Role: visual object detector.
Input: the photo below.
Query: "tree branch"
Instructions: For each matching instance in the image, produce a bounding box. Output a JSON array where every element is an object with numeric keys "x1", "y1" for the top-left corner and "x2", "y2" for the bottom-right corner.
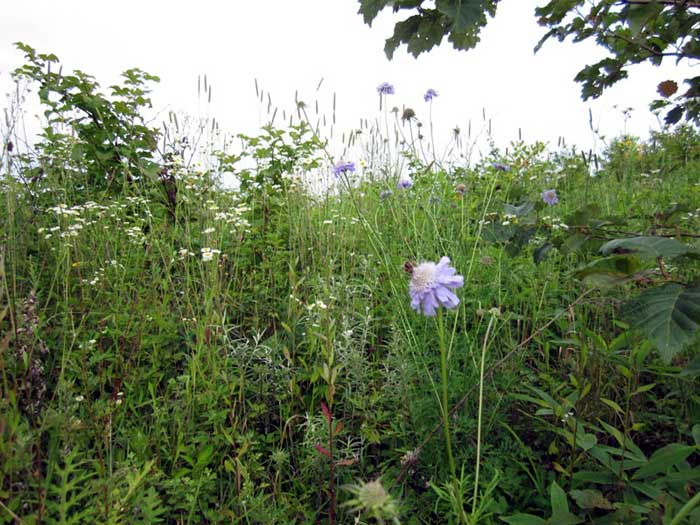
[{"x1": 621, "y1": 0, "x2": 700, "y2": 8}]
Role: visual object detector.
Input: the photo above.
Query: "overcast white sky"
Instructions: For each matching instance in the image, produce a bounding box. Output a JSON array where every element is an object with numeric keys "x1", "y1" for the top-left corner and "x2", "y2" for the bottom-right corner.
[{"x1": 1, "y1": 0, "x2": 696, "y2": 161}]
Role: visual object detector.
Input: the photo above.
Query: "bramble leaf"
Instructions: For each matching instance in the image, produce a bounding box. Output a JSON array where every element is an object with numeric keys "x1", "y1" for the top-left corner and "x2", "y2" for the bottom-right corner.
[{"x1": 621, "y1": 282, "x2": 700, "y2": 362}]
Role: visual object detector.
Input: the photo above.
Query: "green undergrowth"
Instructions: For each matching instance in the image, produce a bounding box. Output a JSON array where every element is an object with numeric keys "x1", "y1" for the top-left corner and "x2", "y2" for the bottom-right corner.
[{"x1": 1, "y1": 45, "x2": 700, "y2": 524}]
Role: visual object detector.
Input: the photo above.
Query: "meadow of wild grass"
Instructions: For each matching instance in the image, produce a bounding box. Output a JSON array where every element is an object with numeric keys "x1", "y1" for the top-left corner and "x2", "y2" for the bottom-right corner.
[{"x1": 1, "y1": 44, "x2": 700, "y2": 524}]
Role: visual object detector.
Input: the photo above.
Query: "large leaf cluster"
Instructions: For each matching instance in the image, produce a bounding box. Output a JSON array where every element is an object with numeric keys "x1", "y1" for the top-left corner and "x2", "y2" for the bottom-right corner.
[
  {"x1": 358, "y1": 0, "x2": 700, "y2": 125},
  {"x1": 535, "y1": 0, "x2": 700, "y2": 125},
  {"x1": 358, "y1": 0, "x2": 499, "y2": 59},
  {"x1": 12, "y1": 42, "x2": 161, "y2": 194}
]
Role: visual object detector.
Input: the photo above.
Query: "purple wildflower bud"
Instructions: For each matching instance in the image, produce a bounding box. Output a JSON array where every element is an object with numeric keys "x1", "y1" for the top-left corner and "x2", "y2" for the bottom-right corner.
[
  {"x1": 377, "y1": 82, "x2": 395, "y2": 95},
  {"x1": 409, "y1": 256, "x2": 464, "y2": 316},
  {"x1": 541, "y1": 189, "x2": 559, "y2": 205},
  {"x1": 491, "y1": 162, "x2": 510, "y2": 172},
  {"x1": 424, "y1": 88, "x2": 438, "y2": 102},
  {"x1": 380, "y1": 190, "x2": 393, "y2": 200},
  {"x1": 333, "y1": 160, "x2": 356, "y2": 177},
  {"x1": 397, "y1": 177, "x2": 413, "y2": 190}
]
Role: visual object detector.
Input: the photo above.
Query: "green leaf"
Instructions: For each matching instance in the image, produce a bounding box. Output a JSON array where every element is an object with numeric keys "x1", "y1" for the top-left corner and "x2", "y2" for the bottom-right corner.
[
  {"x1": 576, "y1": 433, "x2": 597, "y2": 451},
  {"x1": 693, "y1": 424, "x2": 700, "y2": 447},
  {"x1": 358, "y1": 0, "x2": 388, "y2": 24},
  {"x1": 623, "y1": 2, "x2": 663, "y2": 35},
  {"x1": 504, "y1": 201, "x2": 535, "y2": 217},
  {"x1": 632, "y1": 443, "x2": 695, "y2": 479},
  {"x1": 501, "y1": 514, "x2": 547, "y2": 525},
  {"x1": 435, "y1": 0, "x2": 485, "y2": 33},
  {"x1": 631, "y1": 383, "x2": 656, "y2": 396},
  {"x1": 570, "y1": 489, "x2": 614, "y2": 510},
  {"x1": 550, "y1": 481, "x2": 584, "y2": 524},
  {"x1": 600, "y1": 397, "x2": 624, "y2": 416},
  {"x1": 665, "y1": 106, "x2": 684, "y2": 125},
  {"x1": 573, "y1": 255, "x2": 641, "y2": 287},
  {"x1": 600, "y1": 236, "x2": 695, "y2": 260},
  {"x1": 621, "y1": 282, "x2": 700, "y2": 362},
  {"x1": 533, "y1": 242, "x2": 553, "y2": 264}
]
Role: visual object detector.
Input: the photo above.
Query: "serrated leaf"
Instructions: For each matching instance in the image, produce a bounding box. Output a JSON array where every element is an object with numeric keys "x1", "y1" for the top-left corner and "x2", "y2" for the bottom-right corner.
[
  {"x1": 665, "y1": 105, "x2": 684, "y2": 125},
  {"x1": 574, "y1": 255, "x2": 641, "y2": 287},
  {"x1": 600, "y1": 236, "x2": 694, "y2": 259},
  {"x1": 623, "y1": 2, "x2": 663, "y2": 35},
  {"x1": 504, "y1": 201, "x2": 535, "y2": 217},
  {"x1": 435, "y1": 0, "x2": 485, "y2": 33},
  {"x1": 358, "y1": 0, "x2": 388, "y2": 25},
  {"x1": 533, "y1": 242, "x2": 553, "y2": 264},
  {"x1": 621, "y1": 282, "x2": 700, "y2": 362}
]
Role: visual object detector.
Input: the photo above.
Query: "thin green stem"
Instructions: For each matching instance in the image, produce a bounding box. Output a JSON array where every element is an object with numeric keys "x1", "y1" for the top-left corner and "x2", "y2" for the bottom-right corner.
[
  {"x1": 437, "y1": 309, "x2": 456, "y2": 479},
  {"x1": 669, "y1": 491, "x2": 700, "y2": 525},
  {"x1": 472, "y1": 313, "x2": 496, "y2": 515}
]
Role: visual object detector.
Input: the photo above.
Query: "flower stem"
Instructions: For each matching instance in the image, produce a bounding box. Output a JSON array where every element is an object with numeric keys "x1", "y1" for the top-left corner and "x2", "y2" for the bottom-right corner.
[
  {"x1": 437, "y1": 310, "x2": 456, "y2": 479},
  {"x1": 472, "y1": 313, "x2": 496, "y2": 515}
]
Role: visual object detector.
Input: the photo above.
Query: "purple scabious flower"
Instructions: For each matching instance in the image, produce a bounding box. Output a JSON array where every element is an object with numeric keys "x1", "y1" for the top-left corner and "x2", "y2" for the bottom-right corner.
[
  {"x1": 333, "y1": 160, "x2": 356, "y2": 177},
  {"x1": 424, "y1": 88, "x2": 438, "y2": 102},
  {"x1": 377, "y1": 82, "x2": 395, "y2": 95},
  {"x1": 541, "y1": 189, "x2": 559, "y2": 205},
  {"x1": 397, "y1": 177, "x2": 413, "y2": 190},
  {"x1": 380, "y1": 189, "x2": 393, "y2": 200},
  {"x1": 409, "y1": 257, "x2": 464, "y2": 316},
  {"x1": 491, "y1": 162, "x2": 510, "y2": 172}
]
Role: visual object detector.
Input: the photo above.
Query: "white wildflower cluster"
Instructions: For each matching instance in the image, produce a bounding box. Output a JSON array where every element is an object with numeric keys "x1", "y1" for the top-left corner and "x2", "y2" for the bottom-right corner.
[
  {"x1": 281, "y1": 170, "x2": 303, "y2": 186},
  {"x1": 44, "y1": 202, "x2": 104, "y2": 242},
  {"x1": 306, "y1": 299, "x2": 328, "y2": 311},
  {"x1": 201, "y1": 247, "x2": 221, "y2": 262},
  {"x1": 42, "y1": 198, "x2": 152, "y2": 246},
  {"x1": 177, "y1": 248, "x2": 195, "y2": 260},
  {"x1": 683, "y1": 208, "x2": 700, "y2": 220},
  {"x1": 81, "y1": 259, "x2": 124, "y2": 287},
  {"x1": 211, "y1": 201, "x2": 251, "y2": 232},
  {"x1": 125, "y1": 225, "x2": 146, "y2": 244},
  {"x1": 541, "y1": 215, "x2": 569, "y2": 231},
  {"x1": 501, "y1": 213, "x2": 518, "y2": 226}
]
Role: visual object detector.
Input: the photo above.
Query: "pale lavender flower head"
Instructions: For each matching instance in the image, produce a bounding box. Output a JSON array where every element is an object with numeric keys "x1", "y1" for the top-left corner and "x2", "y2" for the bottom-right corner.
[
  {"x1": 424, "y1": 88, "x2": 438, "y2": 102},
  {"x1": 397, "y1": 177, "x2": 413, "y2": 190},
  {"x1": 409, "y1": 257, "x2": 464, "y2": 316},
  {"x1": 380, "y1": 189, "x2": 393, "y2": 200},
  {"x1": 333, "y1": 160, "x2": 356, "y2": 177},
  {"x1": 377, "y1": 82, "x2": 395, "y2": 95},
  {"x1": 491, "y1": 162, "x2": 510, "y2": 172},
  {"x1": 541, "y1": 189, "x2": 559, "y2": 205}
]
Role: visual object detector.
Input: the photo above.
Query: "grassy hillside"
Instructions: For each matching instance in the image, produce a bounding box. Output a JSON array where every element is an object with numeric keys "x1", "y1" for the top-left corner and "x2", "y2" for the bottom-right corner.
[{"x1": 2, "y1": 47, "x2": 700, "y2": 524}]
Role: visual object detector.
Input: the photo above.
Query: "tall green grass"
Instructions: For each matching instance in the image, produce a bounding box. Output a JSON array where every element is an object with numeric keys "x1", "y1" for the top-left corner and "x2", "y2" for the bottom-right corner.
[{"x1": 2, "y1": 47, "x2": 700, "y2": 524}]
